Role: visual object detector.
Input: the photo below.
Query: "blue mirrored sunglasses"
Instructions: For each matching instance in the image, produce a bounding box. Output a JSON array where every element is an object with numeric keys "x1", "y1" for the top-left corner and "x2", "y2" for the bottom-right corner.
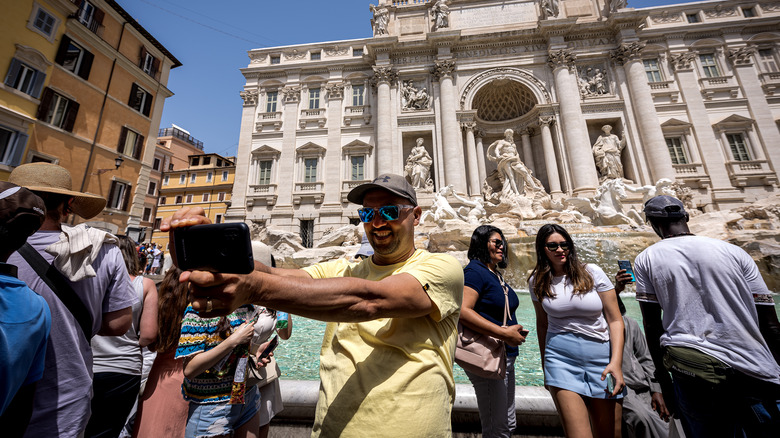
[{"x1": 356, "y1": 205, "x2": 415, "y2": 223}]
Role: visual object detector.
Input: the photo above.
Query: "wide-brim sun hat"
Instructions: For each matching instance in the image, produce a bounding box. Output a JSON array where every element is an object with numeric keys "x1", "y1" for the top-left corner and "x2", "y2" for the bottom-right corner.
[{"x1": 9, "y1": 163, "x2": 107, "y2": 219}]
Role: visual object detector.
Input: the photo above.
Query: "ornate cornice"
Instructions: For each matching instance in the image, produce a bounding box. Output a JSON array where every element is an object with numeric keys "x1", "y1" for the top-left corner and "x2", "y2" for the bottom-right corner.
[
  {"x1": 547, "y1": 49, "x2": 576, "y2": 70},
  {"x1": 727, "y1": 46, "x2": 756, "y2": 66},
  {"x1": 432, "y1": 59, "x2": 456, "y2": 80},
  {"x1": 610, "y1": 41, "x2": 646, "y2": 66}
]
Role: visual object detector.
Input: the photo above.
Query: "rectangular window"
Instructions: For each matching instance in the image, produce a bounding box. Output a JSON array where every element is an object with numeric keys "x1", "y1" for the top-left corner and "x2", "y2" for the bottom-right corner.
[
  {"x1": 353, "y1": 48, "x2": 363, "y2": 57},
  {"x1": 147, "y1": 181, "x2": 157, "y2": 195},
  {"x1": 159, "y1": 196, "x2": 166, "y2": 205},
  {"x1": 162, "y1": 175, "x2": 168, "y2": 185},
  {"x1": 153, "y1": 218, "x2": 162, "y2": 230},
  {"x1": 118, "y1": 127, "x2": 144, "y2": 160},
  {"x1": 222, "y1": 170, "x2": 228, "y2": 181},
  {"x1": 643, "y1": 59, "x2": 663, "y2": 83},
  {"x1": 215, "y1": 214, "x2": 223, "y2": 224},
  {"x1": 55, "y1": 36, "x2": 93, "y2": 80},
  {"x1": 202, "y1": 193, "x2": 210, "y2": 202},
  {"x1": 128, "y1": 83, "x2": 152, "y2": 116},
  {"x1": 352, "y1": 84, "x2": 365, "y2": 106},
  {"x1": 142, "y1": 207, "x2": 152, "y2": 222},
  {"x1": 207, "y1": 172, "x2": 213, "y2": 182},
  {"x1": 190, "y1": 173, "x2": 196, "y2": 183},
  {"x1": 33, "y1": 7, "x2": 56, "y2": 36},
  {"x1": 304, "y1": 158, "x2": 318, "y2": 183},
  {"x1": 727, "y1": 133, "x2": 751, "y2": 161},
  {"x1": 186, "y1": 194, "x2": 193, "y2": 203},
  {"x1": 686, "y1": 13, "x2": 700, "y2": 23},
  {"x1": 0, "y1": 125, "x2": 28, "y2": 167},
  {"x1": 153, "y1": 158, "x2": 161, "y2": 171},
  {"x1": 4, "y1": 59, "x2": 45, "y2": 98},
  {"x1": 191, "y1": 157, "x2": 200, "y2": 166},
  {"x1": 107, "y1": 180, "x2": 131, "y2": 210},
  {"x1": 743, "y1": 7, "x2": 755, "y2": 18},
  {"x1": 218, "y1": 192, "x2": 226, "y2": 201},
  {"x1": 311, "y1": 51, "x2": 321, "y2": 61},
  {"x1": 665, "y1": 137, "x2": 688, "y2": 165},
  {"x1": 270, "y1": 55, "x2": 280, "y2": 64},
  {"x1": 77, "y1": 1, "x2": 104, "y2": 33},
  {"x1": 37, "y1": 88, "x2": 79, "y2": 132},
  {"x1": 266, "y1": 91, "x2": 278, "y2": 113},
  {"x1": 350, "y1": 156, "x2": 364, "y2": 180},
  {"x1": 258, "y1": 160, "x2": 272, "y2": 185},
  {"x1": 758, "y1": 49, "x2": 779, "y2": 73},
  {"x1": 300, "y1": 219, "x2": 314, "y2": 248},
  {"x1": 217, "y1": 158, "x2": 222, "y2": 167},
  {"x1": 179, "y1": 174, "x2": 185, "y2": 184},
  {"x1": 202, "y1": 156, "x2": 211, "y2": 165},
  {"x1": 700, "y1": 54, "x2": 720, "y2": 78},
  {"x1": 139, "y1": 49, "x2": 159, "y2": 78},
  {"x1": 175, "y1": 195, "x2": 182, "y2": 204},
  {"x1": 308, "y1": 88, "x2": 320, "y2": 109}
]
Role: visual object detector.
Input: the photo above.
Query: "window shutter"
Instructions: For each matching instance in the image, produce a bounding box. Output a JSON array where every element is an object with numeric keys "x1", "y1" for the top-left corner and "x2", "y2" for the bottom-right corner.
[
  {"x1": 122, "y1": 184, "x2": 132, "y2": 210},
  {"x1": 107, "y1": 180, "x2": 116, "y2": 207},
  {"x1": 55, "y1": 35, "x2": 72, "y2": 65},
  {"x1": 151, "y1": 57, "x2": 160, "y2": 78},
  {"x1": 128, "y1": 83, "x2": 138, "y2": 107},
  {"x1": 93, "y1": 8, "x2": 104, "y2": 27},
  {"x1": 117, "y1": 127, "x2": 127, "y2": 154},
  {"x1": 36, "y1": 87, "x2": 54, "y2": 120},
  {"x1": 62, "y1": 100, "x2": 79, "y2": 132},
  {"x1": 139, "y1": 46, "x2": 147, "y2": 69},
  {"x1": 78, "y1": 50, "x2": 93, "y2": 80},
  {"x1": 4, "y1": 58, "x2": 22, "y2": 87},
  {"x1": 30, "y1": 70, "x2": 46, "y2": 99},
  {"x1": 10, "y1": 133, "x2": 29, "y2": 166},
  {"x1": 134, "y1": 134, "x2": 144, "y2": 160},
  {"x1": 142, "y1": 93, "x2": 153, "y2": 116}
]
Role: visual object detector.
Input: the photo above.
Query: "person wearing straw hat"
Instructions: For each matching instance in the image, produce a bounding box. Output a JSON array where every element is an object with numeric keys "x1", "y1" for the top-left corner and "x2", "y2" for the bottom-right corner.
[
  {"x1": 7, "y1": 163, "x2": 137, "y2": 438},
  {"x1": 0, "y1": 182, "x2": 51, "y2": 436}
]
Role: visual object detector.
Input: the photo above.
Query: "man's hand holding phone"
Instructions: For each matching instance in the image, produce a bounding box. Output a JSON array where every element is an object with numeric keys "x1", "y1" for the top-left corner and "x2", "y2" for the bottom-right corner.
[{"x1": 253, "y1": 335, "x2": 279, "y2": 368}]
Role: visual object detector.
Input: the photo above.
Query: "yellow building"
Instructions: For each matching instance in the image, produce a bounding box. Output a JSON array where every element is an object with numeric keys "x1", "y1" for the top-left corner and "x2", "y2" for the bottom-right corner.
[
  {"x1": 2, "y1": 0, "x2": 180, "y2": 241},
  {"x1": 152, "y1": 152, "x2": 235, "y2": 249}
]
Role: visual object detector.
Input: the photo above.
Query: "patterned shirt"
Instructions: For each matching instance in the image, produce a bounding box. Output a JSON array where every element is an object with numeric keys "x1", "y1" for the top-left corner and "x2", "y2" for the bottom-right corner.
[{"x1": 175, "y1": 304, "x2": 256, "y2": 403}]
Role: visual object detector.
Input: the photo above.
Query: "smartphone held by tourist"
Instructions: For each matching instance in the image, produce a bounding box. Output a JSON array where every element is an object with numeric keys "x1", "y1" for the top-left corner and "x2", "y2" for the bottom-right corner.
[
  {"x1": 173, "y1": 223, "x2": 254, "y2": 274},
  {"x1": 617, "y1": 260, "x2": 635, "y2": 283}
]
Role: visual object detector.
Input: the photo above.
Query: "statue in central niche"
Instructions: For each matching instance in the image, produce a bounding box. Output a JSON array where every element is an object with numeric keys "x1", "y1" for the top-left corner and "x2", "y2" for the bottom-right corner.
[
  {"x1": 486, "y1": 129, "x2": 544, "y2": 200},
  {"x1": 592, "y1": 124, "x2": 626, "y2": 182},
  {"x1": 404, "y1": 138, "x2": 434, "y2": 190},
  {"x1": 431, "y1": 0, "x2": 450, "y2": 30}
]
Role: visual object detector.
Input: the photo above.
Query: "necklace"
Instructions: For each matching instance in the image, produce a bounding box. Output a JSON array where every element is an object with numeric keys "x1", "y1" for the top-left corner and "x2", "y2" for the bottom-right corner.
[{"x1": 664, "y1": 232, "x2": 695, "y2": 238}]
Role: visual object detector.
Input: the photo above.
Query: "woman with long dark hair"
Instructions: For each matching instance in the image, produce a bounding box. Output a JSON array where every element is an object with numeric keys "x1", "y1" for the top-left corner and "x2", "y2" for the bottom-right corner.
[
  {"x1": 529, "y1": 224, "x2": 625, "y2": 438},
  {"x1": 460, "y1": 225, "x2": 528, "y2": 437}
]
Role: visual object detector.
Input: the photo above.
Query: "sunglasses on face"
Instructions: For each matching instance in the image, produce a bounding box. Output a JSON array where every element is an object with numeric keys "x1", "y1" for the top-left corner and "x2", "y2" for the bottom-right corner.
[
  {"x1": 545, "y1": 242, "x2": 570, "y2": 251},
  {"x1": 489, "y1": 239, "x2": 504, "y2": 248},
  {"x1": 357, "y1": 205, "x2": 415, "y2": 223}
]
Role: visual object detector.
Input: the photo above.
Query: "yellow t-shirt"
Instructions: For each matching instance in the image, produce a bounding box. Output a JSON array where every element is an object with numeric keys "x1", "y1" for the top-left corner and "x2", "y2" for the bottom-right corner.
[{"x1": 303, "y1": 249, "x2": 464, "y2": 438}]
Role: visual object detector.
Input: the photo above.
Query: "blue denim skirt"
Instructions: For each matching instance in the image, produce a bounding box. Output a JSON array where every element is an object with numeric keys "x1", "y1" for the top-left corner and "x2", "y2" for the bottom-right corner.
[
  {"x1": 185, "y1": 385, "x2": 261, "y2": 438},
  {"x1": 544, "y1": 331, "x2": 624, "y2": 399}
]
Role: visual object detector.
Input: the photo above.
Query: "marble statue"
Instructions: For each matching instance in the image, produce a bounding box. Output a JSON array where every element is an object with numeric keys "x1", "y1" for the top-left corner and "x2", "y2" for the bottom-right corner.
[
  {"x1": 567, "y1": 179, "x2": 643, "y2": 227},
  {"x1": 625, "y1": 178, "x2": 676, "y2": 205},
  {"x1": 592, "y1": 125, "x2": 626, "y2": 181},
  {"x1": 431, "y1": 0, "x2": 450, "y2": 30},
  {"x1": 579, "y1": 67, "x2": 609, "y2": 96},
  {"x1": 540, "y1": 0, "x2": 559, "y2": 19},
  {"x1": 610, "y1": 0, "x2": 628, "y2": 12},
  {"x1": 404, "y1": 138, "x2": 434, "y2": 190},
  {"x1": 370, "y1": 4, "x2": 389, "y2": 36},
  {"x1": 448, "y1": 190, "x2": 487, "y2": 225},
  {"x1": 421, "y1": 185, "x2": 460, "y2": 227},
  {"x1": 486, "y1": 129, "x2": 544, "y2": 200},
  {"x1": 401, "y1": 80, "x2": 432, "y2": 111},
  {"x1": 671, "y1": 181, "x2": 700, "y2": 216}
]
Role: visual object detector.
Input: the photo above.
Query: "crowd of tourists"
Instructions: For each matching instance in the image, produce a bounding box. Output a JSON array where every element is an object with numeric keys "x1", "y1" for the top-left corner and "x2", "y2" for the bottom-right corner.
[{"x1": 1, "y1": 165, "x2": 779, "y2": 438}]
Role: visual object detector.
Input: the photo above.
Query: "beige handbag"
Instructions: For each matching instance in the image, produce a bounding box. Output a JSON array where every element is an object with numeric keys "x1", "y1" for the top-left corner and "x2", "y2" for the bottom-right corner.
[
  {"x1": 247, "y1": 354, "x2": 281, "y2": 388},
  {"x1": 454, "y1": 271, "x2": 510, "y2": 380}
]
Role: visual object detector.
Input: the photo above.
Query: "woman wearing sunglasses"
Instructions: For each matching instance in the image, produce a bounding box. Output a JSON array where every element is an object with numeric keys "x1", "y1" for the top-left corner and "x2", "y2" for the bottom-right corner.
[
  {"x1": 460, "y1": 225, "x2": 529, "y2": 437},
  {"x1": 529, "y1": 224, "x2": 625, "y2": 438}
]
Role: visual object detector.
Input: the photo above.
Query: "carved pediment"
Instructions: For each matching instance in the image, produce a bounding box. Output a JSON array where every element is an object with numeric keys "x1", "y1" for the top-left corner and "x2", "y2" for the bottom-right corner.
[
  {"x1": 342, "y1": 139, "x2": 373, "y2": 154},
  {"x1": 251, "y1": 145, "x2": 281, "y2": 158},
  {"x1": 296, "y1": 142, "x2": 326, "y2": 157},
  {"x1": 661, "y1": 118, "x2": 693, "y2": 129},
  {"x1": 714, "y1": 114, "x2": 754, "y2": 126}
]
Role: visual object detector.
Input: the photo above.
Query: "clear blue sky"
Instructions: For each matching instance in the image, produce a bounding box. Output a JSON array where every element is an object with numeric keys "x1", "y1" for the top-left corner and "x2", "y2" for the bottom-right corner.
[{"x1": 120, "y1": 0, "x2": 695, "y2": 157}]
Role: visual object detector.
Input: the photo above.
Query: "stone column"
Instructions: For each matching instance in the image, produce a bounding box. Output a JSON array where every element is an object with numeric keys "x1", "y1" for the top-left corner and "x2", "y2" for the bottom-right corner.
[
  {"x1": 433, "y1": 60, "x2": 467, "y2": 194},
  {"x1": 611, "y1": 42, "x2": 675, "y2": 182},
  {"x1": 463, "y1": 122, "x2": 480, "y2": 196},
  {"x1": 324, "y1": 82, "x2": 345, "y2": 205},
  {"x1": 277, "y1": 85, "x2": 302, "y2": 205},
  {"x1": 539, "y1": 116, "x2": 562, "y2": 194},
  {"x1": 548, "y1": 49, "x2": 598, "y2": 194},
  {"x1": 475, "y1": 130, "x2": 486, "y2": 185},
  {"x1": 519, "y1": 127, "x2": 536, "y2": 174},
  {"x1": 225, "y1": 89, "x2": 258, "y2": 221},
  {"x1": 373, "y1": 66, "x2": 396, "y2": 176}
]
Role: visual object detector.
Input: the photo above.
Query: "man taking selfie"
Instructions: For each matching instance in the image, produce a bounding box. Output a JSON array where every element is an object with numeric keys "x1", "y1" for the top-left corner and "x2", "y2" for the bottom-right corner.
[{"x1": 163, "y1": 174, "x2": 464, "y2": 437}]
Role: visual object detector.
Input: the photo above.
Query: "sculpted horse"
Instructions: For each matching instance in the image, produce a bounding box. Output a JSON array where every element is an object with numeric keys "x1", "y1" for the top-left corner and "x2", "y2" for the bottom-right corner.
[{"x1": 567, "y1": 179, "x2": 643, "y2": 227}]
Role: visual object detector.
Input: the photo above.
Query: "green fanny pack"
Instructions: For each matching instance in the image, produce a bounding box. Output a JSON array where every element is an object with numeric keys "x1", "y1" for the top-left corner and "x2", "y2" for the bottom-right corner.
[{"x1": 664, "y1": 346, "x2": 732, "y2": 385}]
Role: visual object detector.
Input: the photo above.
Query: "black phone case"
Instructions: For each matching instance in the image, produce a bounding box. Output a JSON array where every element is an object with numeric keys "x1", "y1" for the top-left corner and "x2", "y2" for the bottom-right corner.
[
  {"x1": 173, "y1": 223, "x2": 254, "y2": 274},
  {"x1": 260, "y1": 335, "x2": 279, "y2": 359}
]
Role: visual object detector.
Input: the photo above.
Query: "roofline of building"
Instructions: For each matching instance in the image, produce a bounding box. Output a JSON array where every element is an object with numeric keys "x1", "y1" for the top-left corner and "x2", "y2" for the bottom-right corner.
[{"x1": 106, "y1": 0, "x2": 183, "y2": 68}]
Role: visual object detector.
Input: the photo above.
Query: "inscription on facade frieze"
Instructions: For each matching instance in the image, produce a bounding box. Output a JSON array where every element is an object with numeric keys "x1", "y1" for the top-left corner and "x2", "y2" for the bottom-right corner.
[
  {"x1": 456, "y1": 44, "x2": 547, "y2": 59},
  {"x1": 568, "y1": 38, "x2": 614, "y2": 49},
  {"x1": 453, "y1": 1, "x2": 536, "y2": 29},
  {"x1": 392, "y1": 55, "x2": 436, "y2": 65}
]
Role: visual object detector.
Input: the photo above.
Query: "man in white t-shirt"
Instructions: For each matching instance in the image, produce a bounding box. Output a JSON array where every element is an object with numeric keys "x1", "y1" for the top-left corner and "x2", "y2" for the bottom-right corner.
[{"x1": 635, "y1": 195, "x2": 780, "y2": 438}]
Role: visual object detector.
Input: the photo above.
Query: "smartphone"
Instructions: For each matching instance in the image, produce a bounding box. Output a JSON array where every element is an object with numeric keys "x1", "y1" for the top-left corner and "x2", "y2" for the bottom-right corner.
[
  {"x1": 617, "y1": 260, "x2": 635, "y2": 283},
  {"x1": 172, "y1": 223, "x2": 254, "y2": 274},
  {"x1": 259, "y1": 335, "x2": 279, "y2": 359},
  {"x1": 606, "y1": 372, "x2": 616, "y2": 393}
]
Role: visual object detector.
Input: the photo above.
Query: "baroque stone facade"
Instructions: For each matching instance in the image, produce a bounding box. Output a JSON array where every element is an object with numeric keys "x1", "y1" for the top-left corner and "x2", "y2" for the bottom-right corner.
[{"x1": 228, "y1": 0, "x2": 780, "y2": 243}]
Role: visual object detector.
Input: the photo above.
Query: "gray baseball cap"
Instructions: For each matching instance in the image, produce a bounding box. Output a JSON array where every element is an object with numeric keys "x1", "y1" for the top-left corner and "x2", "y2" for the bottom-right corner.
[
  {"x1": 347, "y1": 173, "x2": 418, "y2": 206},
  {"x1": 644, "y1": 195, "x2": 687, "y2": 218}
]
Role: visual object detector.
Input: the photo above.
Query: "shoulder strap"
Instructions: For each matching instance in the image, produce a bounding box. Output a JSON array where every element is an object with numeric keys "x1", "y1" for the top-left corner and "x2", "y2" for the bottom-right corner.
[
  {"x1": 495, "y1": 270, "x2": 510, "y2": 326},
  {"x1": 18, "y1": 243, "x2": 94, "y2": 341}
]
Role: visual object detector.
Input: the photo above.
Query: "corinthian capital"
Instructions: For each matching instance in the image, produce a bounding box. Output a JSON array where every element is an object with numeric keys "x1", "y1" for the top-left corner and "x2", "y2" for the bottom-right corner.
[
  {"x1": 669, "y1": 52, "x2": 697, "y2": 71},
  {"x1": 727, "y1": 46, "x2": 756, "y2": 66},
  {"x1": 325, "y1": 82, "x2": 345, "y2": 100},
  {"x1": 372, "y1": 66, "x2": 397, "y2": 85},
  {"x1": 432, "y1": 60, "x2": 456, "y2": 80},
  {"x1": 281, "y1": 86, "x2": 301, "y2": 103},
  {"x1": 610, "y1": 41, "x2": 646, "y2": 65},
  {"x1": 539, "y1": 115, "x2": 556, "y2": 126},
  {"x1": 547, "y1": 49, "x2": 576, "y2": 70},
  {"x1": 239, "y1": 90, "x2": 258, "y2": 106}
]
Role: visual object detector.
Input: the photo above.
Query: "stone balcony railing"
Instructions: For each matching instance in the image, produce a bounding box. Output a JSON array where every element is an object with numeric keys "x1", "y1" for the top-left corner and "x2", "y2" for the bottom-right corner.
[
  {"x1": 392, "y1": 0, "x2": 431, "y2": 7},
  {"x1": 341, "y1": 179, "x2": 370, "y2": 202},
  {"x1": 299, "y1": 108, "x2": 326, "y2": 129},
  {"x1": 343, "y1": 105, "x2": 372, "y2": 126},
  {"x1": 293, "y1": 181, "x2": 324, "y2": 204},
  {"x1": 698, "y1": 75, "x2": 740, "y2": 99},
  {"x1": 725, "y1": 159, "x2": 778, "y2": 187},
  {"x1": 247, "y1": 184, "x2": 278, "y2": 206},
  {"x1": 648, "y1": 80, "x2": 680, "y2": 102},
  {"x1": 673, "y1": 163, "x2": 711, "y2": 188},
  {"x1": 759, "y1": 71, "x2": 780, "y2": 95},
  {"x1": 256, "y1": 112, "x2": 283, "y2": 132}
]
